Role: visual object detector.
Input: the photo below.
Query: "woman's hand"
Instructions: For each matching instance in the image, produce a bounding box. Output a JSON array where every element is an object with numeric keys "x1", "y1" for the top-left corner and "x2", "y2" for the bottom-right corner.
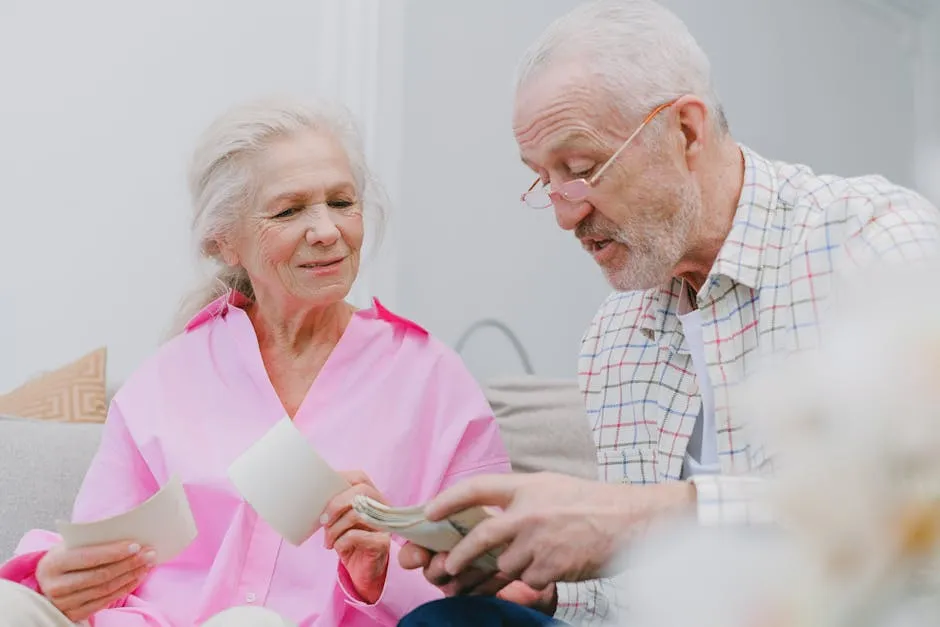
[
  {"x1": 36, "y1": 540, "x2": 155, "y2": 622},
  {"x1": 321, "y1": 470, "x2": 391, "y2": 604}
]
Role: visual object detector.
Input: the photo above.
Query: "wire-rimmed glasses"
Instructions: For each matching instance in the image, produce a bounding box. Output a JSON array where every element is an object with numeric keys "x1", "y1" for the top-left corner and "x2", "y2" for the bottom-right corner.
[{"x1": 520, "y1": 98, "x2": 679, "y2": 210}]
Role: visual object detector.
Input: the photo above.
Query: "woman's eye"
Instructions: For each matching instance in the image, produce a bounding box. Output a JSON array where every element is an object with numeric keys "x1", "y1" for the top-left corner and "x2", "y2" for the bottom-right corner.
[
  {"x1": 273, "y1": 206, "x2": 303, "y2": 219},
  {"x1": 328, "y1": 199, "x2": 357, "y2": 210}
]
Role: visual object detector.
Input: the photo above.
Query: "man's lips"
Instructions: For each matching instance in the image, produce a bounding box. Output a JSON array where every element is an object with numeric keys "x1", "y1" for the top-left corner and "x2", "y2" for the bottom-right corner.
[{"x1": 580, "y1": 238, "x2": 613, "y2": 254}]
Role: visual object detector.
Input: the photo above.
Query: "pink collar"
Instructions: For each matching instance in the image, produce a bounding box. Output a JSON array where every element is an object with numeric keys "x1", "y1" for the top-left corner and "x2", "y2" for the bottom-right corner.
[
  {"x1": 185, "y1": 291, "x2": 427, "y2": 336},
  {"x1": 184, "y1": 290, "x2": 251, "y2": 332}
]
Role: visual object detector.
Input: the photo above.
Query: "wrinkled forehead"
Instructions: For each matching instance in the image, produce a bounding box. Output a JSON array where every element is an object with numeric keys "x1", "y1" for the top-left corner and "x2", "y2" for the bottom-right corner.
[
  {"x1": 253, "y1": 129, "x2": 356, "y2": 200},
  {"x1": 512, "y1": 64, "x2": 620, "y2": 165},
  {"x1": 254, "y1": 129, "x2": 352, "y2": 181}
]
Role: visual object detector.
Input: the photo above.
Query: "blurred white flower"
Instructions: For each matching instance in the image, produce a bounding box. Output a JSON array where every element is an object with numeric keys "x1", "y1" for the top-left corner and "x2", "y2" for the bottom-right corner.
[
  {"x1": 606, "y1": 260, "x2": 940, "y2": 627},
  {"x1": 607, "y1": 516, "x2": 796, "y2": 627}
]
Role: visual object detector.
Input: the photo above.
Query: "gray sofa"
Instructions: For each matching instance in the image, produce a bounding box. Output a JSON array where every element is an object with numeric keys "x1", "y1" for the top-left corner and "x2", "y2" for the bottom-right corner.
[
  {"x1": 0, "y1": 417, "x2": 105, "y2": 557},
  {"x1": 0, "y1": 376, "x2": 597, "y2": 559}
]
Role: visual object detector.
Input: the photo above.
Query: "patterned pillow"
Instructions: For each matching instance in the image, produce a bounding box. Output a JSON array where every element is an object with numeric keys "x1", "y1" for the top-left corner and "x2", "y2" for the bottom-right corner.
[{"x1": 0, "y1": 348, "x2": 108, "y2": 422}]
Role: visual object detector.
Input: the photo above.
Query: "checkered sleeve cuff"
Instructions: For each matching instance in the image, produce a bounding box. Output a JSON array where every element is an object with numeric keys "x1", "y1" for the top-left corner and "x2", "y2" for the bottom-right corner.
[
  {"x1": 554, "y1": 580, "x2": 612, "y2": 625},
  {"x1": 688, "y1": 474, "x2": 773, "y2": 525}
]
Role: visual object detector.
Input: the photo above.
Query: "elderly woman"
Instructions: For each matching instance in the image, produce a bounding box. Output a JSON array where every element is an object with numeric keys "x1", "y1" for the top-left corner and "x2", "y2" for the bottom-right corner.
[{"x1": 0, "y1": 99, "x2": 511, "y2": 626}]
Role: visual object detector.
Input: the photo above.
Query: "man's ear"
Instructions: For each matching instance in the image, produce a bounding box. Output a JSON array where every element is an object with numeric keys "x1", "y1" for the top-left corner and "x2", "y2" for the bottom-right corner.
[{"x1": 674, "y1": 95, "x2": 709, "y2": 169}]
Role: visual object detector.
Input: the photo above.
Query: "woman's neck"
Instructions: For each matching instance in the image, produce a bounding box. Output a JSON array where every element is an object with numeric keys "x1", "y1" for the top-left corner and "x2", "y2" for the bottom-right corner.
[{"x1": 248, "y1": 298, "x2": 354, "y2": 359}]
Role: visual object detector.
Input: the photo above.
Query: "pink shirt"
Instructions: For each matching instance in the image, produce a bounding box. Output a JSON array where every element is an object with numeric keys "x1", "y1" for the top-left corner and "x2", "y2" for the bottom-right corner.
[{"x1": 1, "y1": 293, "x2": 512, "y2": 626}]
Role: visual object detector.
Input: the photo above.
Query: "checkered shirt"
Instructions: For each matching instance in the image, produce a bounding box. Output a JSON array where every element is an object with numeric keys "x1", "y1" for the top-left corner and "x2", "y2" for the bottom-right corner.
[{"x1": 554, "y1": 144, "x2": 940, "y2": 625}]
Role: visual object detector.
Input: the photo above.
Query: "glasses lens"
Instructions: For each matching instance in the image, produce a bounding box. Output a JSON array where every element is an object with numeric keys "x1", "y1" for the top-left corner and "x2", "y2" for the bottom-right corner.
[
  {"x1": 522, "y1": 185, "x2": 553, "y2": 209},
  {"x1": 561, "y1": 179, "x2": 590, "y2": 203}
]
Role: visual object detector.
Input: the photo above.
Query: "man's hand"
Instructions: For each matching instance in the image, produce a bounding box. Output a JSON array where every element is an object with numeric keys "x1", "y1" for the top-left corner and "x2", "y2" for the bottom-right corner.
[
  {"x1": 398, "y1": 544, "x2": 557, "y2": 615},
  {"x1": 421, "y1": 472, "x2": 695, "y2": 590},
  {"x1": 498, "y1": 581, "x2": 558, "y2": 616},
  {"x1": 399, "y1": 544, "x2": 504, "y2": 596}
]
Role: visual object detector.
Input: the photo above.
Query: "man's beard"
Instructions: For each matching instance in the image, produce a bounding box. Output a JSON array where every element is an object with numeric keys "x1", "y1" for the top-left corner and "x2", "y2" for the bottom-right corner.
[{"x1": 578, "y1": 184, "x2": 701, "y2": 292}]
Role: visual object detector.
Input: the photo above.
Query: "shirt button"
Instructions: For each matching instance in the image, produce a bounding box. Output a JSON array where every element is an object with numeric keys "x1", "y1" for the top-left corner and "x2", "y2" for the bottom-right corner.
[{"x1": 245, "y1": 593, "x2": 257, "y2": 603}]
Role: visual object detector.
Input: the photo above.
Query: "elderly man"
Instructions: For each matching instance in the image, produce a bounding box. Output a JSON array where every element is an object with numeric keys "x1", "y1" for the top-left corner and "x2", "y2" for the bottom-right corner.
[{"x1": 397, "y1": 0, "x2": 940, "y2": 626}]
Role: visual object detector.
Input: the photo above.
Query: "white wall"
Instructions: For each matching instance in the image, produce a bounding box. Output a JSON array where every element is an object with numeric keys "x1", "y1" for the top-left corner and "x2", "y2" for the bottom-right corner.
[
  {"x1": 0, "y1": 0, "x2": 403, "y2": 393},
  {"x1": 397, "y1": 0, "x2": 607, "y2": 383},
  {"x1": 396, "y1": 0, "x2": 931, "y2": 383},
  {"x1": 1, "y1": 0, "x2": 934, "y2": 394},
  {"x1": 913, "y1": 3, "x2": 940, "y2": 205}
]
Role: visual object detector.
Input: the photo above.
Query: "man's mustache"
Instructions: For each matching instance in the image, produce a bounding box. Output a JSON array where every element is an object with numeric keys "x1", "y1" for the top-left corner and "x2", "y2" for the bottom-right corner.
[{"x1": 575, "y1": 215, "x2": 622, "y2": 241}]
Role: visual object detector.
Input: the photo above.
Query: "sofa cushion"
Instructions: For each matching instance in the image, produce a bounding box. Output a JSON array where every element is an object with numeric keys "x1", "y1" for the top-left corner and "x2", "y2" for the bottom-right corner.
[
  {"x1": 484, "y1": 376, "x2": 598, "y2": 480},
  {"x1": 0, "y1": 416, "x2": 103, "y2": 559}
]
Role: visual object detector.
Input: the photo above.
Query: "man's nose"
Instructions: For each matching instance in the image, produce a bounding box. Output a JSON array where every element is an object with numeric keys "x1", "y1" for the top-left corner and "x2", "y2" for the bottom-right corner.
[{"x1": 553, "y1": 198, "x2": 592, "y2": 231}]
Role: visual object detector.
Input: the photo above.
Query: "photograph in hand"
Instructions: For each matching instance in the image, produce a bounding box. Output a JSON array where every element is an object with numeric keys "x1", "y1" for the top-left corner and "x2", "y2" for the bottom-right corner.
[
  {"x1": 228, "y1": 417, "x2": 352, "y2": 545},
  {"x1": 55, "y1": 474, "x2": 197, "y2": 565}
]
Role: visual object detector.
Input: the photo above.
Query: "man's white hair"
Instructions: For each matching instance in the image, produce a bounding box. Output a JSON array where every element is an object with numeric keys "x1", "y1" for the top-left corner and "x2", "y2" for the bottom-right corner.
[{"x1": 515, "y1": 0, "x2": 728, "y2": 133}]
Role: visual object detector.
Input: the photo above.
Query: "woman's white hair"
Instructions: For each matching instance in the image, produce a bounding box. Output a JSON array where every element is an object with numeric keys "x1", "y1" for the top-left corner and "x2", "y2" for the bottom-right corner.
[
  {"x1": 169, "y1": 97, "x2": 386, "y2": 336},
  {"x1": 515, "y1": 0, "x2": 728, "y2": 135}
]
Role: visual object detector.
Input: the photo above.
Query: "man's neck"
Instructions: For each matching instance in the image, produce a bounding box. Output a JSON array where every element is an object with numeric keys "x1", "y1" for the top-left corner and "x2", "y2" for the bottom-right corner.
[{"x1": 676, "y1": 140, "x2": 745, "y2": 292}]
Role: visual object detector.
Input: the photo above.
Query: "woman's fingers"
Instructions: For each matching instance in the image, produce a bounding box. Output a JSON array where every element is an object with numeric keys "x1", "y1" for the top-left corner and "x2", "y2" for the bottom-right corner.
[
  {"x1": 321, "y1": 479, "x2": 383, "y2": 530},
  {"x1": 40, "y1": 548, "x2": 153, "y2": 599},
  {"x1": 54, "y1": 562, "x2": 150, "y2": 614},
  {"x1": 334, "y1": 528, "x2": 389, "y2": 557},
  {"x1": 325, "y1": 509, "x2": 375, "y2": 549},
  {"x1": 37, "y1": 540, "x2": 155, "y2": 623},
  {"x1": 337, "y1": 470, "x2": 378, "y2": 490},
  {"x1": 321, "y1": 474, "x2": 386, "y2": 550},
  {"x1": 60, "y1": 566, "x2": 151, "y2": 623},
  {"x1": 40, "y1": 541, "x2": 141, "y2": 578}
]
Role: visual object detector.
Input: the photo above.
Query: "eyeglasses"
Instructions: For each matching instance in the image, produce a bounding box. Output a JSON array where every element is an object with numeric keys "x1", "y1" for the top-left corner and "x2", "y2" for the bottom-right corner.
[{"x1": 520, "y1": 98, "x2": 679, "y2": 210}]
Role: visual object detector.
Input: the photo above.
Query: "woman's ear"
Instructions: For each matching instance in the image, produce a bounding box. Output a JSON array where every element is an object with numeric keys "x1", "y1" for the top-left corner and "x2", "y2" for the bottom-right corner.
[{"x1": 213, "y1": 238, "x2": 240, "y2": 267}]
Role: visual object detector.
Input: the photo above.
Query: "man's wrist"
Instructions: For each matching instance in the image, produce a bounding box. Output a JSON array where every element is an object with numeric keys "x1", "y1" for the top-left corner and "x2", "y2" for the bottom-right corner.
[{"x1": 638, "y1": 480, "x2": 697, "y2": 517}]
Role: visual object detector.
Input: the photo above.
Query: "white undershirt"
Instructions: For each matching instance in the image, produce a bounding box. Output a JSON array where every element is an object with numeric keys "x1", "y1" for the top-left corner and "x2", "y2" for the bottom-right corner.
[{"x1": 677, "y1": 286, "x2": 720, "y2": 477}]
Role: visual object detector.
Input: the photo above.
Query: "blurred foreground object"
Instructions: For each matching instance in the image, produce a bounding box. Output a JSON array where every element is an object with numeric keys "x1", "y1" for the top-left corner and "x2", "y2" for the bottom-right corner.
[{"x1": 613, "y1": 260, "x2": 940, "y2": 627}]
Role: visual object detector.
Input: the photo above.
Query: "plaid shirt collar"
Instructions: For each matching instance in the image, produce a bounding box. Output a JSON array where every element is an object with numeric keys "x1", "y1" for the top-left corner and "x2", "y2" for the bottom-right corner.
[{"x1": 640, "y1": 144, "x2": 780, "y2": 344}]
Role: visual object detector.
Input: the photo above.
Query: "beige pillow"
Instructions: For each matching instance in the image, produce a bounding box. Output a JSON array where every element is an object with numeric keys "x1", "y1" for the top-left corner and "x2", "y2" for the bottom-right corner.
[
  {"x1": 485, "y1": 376, "x2": 599, "y2": 480},
  {"x1": 0, "y1": 348, "x2": 108, "y2": 422}
]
